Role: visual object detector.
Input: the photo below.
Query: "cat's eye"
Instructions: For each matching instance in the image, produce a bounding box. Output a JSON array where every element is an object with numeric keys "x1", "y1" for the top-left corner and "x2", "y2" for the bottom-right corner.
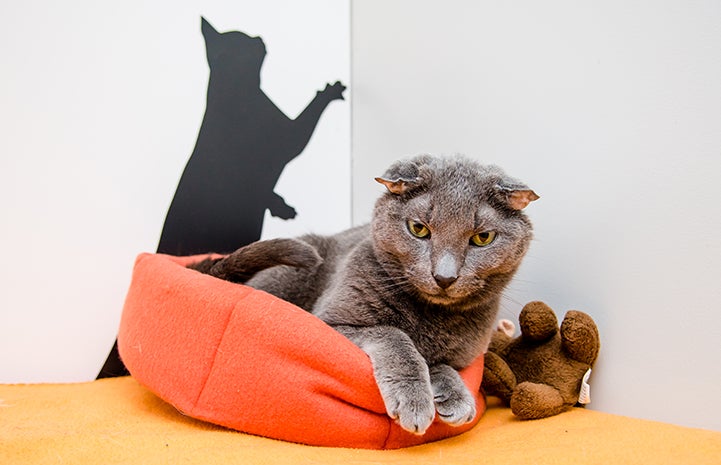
[
  {"x1": 470, "y1": 231, "x2": 496, "y2": 247},
  {"x1": 407, "y1": 220, "x2": 430, "y2": 239}
]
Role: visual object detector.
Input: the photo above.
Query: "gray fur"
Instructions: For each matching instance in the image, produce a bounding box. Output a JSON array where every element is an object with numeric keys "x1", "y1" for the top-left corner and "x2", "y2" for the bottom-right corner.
[{"x1": 196, "y1": 154, "x2": 537, "y2": 435}]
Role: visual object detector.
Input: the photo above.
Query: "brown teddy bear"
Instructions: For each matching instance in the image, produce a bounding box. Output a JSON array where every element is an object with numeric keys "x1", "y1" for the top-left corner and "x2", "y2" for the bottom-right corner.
[{"x1": 482, "y1": 301, "x2": 600, "y2": 419}]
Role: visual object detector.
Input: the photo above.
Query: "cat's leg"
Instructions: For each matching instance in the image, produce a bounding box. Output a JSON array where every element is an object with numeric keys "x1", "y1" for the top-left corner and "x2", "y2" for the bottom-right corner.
[
  {"x1": 188, "y1": 238, "x2": 321, "y2": 282},
  {"x1": 429, "y1": 364, "x2": 477, "y2": 426},
  {"x1": 332, "y1": 325, "x2": 436, "y2": 435}
]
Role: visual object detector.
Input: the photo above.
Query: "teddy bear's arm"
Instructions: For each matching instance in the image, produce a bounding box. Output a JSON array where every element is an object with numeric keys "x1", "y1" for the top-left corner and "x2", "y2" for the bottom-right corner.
[
  {"x1": 481, "y1": 351, "x2": 517, "y2": 403},
  {"x1": 560, "y1": 311, "x2": 600, "y2": 365}
]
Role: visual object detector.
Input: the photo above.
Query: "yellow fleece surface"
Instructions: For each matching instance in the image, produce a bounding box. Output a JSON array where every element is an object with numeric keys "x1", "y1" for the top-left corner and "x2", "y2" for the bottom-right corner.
[{"x1": 1, "y1": 377, "x2": 720, "y2": 464}]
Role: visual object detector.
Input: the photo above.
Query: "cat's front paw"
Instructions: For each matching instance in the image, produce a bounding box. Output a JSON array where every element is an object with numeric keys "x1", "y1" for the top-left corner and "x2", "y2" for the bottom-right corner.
[
  {"x1": 431, "y1": 365, "x2": 477, "y2": 426},
  {"x1": 320, "y1": 81, "x2": 346, "y2": 101},
  {"x1": 379, "y1": 379, "x2": 436, "y2": 435},
  {"x1": 434, "y1": 383, "x2": 476, "y2": 426}
]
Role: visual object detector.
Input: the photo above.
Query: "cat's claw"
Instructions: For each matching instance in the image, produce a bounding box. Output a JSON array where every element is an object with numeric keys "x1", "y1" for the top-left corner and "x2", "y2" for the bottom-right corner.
[
  {"x1": 430, "y1": 365, "x2": 477, "y2": 427},
  {"x1": 389, "y1": 399, "x2": 436, "y2": 435},
  {"x1": 382, "y1": 382, "x2": 436, "y2": 435},
  {"x1": 434, "y1": 385, "x2": 477, "y2": 426}
]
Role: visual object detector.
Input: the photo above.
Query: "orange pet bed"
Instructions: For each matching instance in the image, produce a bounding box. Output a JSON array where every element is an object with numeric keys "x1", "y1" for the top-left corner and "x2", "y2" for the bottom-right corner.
[{"x1": 118, "y1": 253, "x2": 486, "y2": 449}]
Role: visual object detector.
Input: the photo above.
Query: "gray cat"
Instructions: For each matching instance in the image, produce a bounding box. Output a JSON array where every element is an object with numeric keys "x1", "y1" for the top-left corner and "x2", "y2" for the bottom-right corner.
[{"x1": 191, "y1": 154, "x2": 538, "y2": 435}]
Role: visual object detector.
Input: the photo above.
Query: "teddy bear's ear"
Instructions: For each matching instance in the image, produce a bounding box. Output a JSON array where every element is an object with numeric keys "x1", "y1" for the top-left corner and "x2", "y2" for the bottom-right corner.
[{"x1": 497, "y1": 319, "x2": 516, "y2": 337}]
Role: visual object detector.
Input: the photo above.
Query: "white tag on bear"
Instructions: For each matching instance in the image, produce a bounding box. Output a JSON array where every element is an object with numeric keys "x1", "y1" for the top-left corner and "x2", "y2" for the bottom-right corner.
[{"x1": 578, "y1": 368, "x2": 592, "y2": 404}]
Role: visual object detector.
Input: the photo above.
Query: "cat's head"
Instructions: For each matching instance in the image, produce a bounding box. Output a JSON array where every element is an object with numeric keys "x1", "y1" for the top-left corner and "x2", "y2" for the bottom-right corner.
[
  {"x1": 201, "y1": 17, "x2": 266, "y2": 77},
  {"x1": 371, "y1": 155, "x2": 538, "y2": 309}
]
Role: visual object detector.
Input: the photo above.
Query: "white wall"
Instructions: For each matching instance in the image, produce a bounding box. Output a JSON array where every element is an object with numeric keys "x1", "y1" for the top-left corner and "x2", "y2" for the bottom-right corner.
[
  {"x1": 352, "y1": 1, "x2": 721, "y2": 431},
  {"x1": 0, "y1": 0, "x2": 350, "y2": 383}
]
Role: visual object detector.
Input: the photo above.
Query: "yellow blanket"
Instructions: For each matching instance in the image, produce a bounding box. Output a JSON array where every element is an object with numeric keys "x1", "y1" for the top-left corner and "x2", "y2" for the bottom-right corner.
[{"x1": 1, "y1": 377, "x2": 720, "y2": 464}]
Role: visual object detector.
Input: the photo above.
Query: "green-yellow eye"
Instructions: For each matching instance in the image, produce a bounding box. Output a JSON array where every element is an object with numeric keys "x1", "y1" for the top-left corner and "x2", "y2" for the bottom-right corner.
[
  {"x1": 407, "y1": 220, "x2": 430, "y2": 239},
  {"x1": 470, "y1": 231, "x2": 496, "y2": 247}
]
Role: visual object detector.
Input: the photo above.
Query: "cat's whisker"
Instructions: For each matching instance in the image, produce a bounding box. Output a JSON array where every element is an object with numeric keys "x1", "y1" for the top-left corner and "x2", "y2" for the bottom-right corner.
[
  {"x1": 371, "y1": 279, "x2": 415, "y2": 294},
  {"x1": 499, "y1": 292, "x2": 525, "y2": 310}
]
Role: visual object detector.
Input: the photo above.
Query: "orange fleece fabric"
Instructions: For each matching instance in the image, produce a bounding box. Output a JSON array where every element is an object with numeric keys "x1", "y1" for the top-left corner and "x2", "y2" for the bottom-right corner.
[{"x1": 118, "y1": 253, "x2": 486, "y2": 449}]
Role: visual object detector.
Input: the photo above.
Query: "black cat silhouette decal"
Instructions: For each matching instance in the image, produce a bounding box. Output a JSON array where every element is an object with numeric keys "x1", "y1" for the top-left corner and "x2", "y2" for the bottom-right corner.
[
  {"x1": 98, "y1": 17, "x2": 346, "y2": 379},
  {"x1": 157, "y1": 16, "x2": 346, "y2": 256}
]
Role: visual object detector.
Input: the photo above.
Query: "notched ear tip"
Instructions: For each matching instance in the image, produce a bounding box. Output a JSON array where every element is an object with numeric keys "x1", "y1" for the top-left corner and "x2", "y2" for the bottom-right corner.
[
  {"x1": 508, "y1": 190, "x2": 540, "y2": 210},
  {"x1": 375, "y1": 177, "x2": 403, "y2": 195},
  {"x1": 375, "y1": 176, "x2": 419, "y2": 195}
]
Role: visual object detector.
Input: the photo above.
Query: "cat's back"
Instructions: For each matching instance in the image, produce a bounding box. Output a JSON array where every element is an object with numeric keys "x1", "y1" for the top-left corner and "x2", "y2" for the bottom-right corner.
[{"x1": 246, "y1": 225, "x2": 369, "y2": 310}]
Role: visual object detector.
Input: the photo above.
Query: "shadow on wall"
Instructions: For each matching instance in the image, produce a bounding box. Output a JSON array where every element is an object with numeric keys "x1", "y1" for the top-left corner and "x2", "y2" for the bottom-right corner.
[
  {"x1": 97, "y1": 17, "x2": 346, "y2": 379},
  {"x1": 159, "y1": 17, "x2": 346, "y2": 256}
]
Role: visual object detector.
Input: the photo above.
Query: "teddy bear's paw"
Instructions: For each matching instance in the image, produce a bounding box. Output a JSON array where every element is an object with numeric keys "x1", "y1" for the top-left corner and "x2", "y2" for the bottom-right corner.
[
  {"x1": 481, "y1": 351, "x2": 517, "y2": 402},
  {"x1": 511, "y1": 382, "x2": 568, "y2": 420},
  {"x1": 430, "y1": 364, "x2": 477, "y2": 427}
]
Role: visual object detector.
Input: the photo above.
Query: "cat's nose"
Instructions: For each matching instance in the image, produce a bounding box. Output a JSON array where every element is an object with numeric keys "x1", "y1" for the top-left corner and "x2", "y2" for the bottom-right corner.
[
  {"x1": 433, "y1": 273, "x2": 457, "y2": 289},
  {"x1": 433, "y1": 253, "x2": 459, "y2": 289}
]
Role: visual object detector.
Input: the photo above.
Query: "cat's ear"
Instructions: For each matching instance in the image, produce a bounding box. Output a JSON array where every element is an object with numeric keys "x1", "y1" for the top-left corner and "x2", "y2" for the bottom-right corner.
[
  {"x1": 201, "y1": 17, "x2": 221, "y2": 40},
  {"x1": 495, "y1": 180, "x2": 539, "y2": 210},
  {"x1": 375, "y1": 176, "x2": 422, "y2": 195},
  {"x1": 375, "y1": 156, "x2": 429, "y2": 195}
]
